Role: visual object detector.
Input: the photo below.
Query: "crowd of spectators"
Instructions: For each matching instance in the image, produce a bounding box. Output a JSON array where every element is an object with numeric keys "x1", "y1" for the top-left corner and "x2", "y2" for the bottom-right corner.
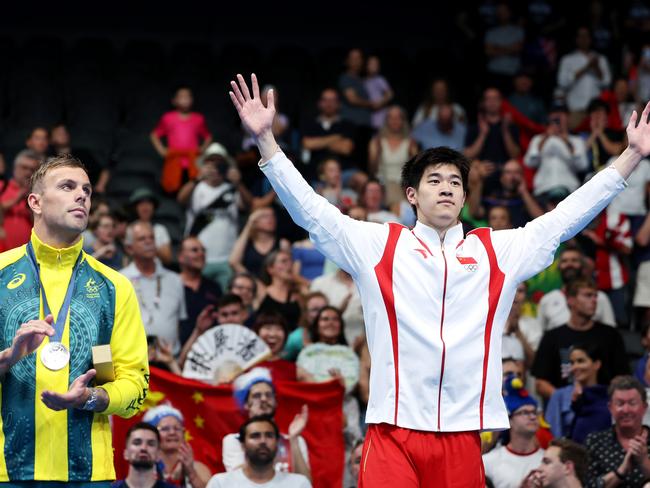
[{"x1": 3, "y1": 1, "x2": 650, "y2": 486}]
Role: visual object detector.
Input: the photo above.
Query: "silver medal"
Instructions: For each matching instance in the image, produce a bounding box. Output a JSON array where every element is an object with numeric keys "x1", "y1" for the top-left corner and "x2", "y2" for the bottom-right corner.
[{"x1": 41, "y1": 342, "x2": 70, "y2": 371}]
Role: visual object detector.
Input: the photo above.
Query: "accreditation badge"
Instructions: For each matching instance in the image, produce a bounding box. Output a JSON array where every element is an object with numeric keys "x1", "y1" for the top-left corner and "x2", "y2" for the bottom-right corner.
[{"x1": 41, "y1": 341, "x2": 70, "y2": 371}]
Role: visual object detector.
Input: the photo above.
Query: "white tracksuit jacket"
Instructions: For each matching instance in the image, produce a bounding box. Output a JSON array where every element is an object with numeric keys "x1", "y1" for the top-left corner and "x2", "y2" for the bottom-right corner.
[{"x1": 261, "y1": 152, "x2": 626, "y2": 432}]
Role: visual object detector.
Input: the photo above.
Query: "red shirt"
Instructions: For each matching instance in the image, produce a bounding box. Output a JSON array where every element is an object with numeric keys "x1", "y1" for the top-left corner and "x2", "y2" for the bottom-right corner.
[
  {"x1": 1, "y1": 179, "x2": 32, "y2": 251},
  {"x1": 258, "y1": 358, "x2": 297, "y2": 382},
  {"x1": 153, "y1": 111, "x2": 210, "y2": 150}
]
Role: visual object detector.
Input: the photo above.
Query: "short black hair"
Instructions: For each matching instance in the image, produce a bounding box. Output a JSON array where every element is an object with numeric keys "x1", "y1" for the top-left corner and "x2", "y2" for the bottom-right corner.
[
  {"x1": 27, "y1": 126, "x2": 49, "y2": 140},
  {"x1": 254, "y1": 311, "x2": 289, "y2": 347},
  {"x1": 173, "y1": 84, "x2": 192, "y2": 95},
  {"x1": 568, "y1": 342, "x2": 603, "y2": 363},
  {"x1": 217, "y1": 293, "x2": 244, "y2": 310},
  {"x1": 588, "y1": 98, "x2": 610, "y2": 114},
  {"x1": 238, "y1": 415, "x2": 279, "y2": 443},
  {"x1": 125, "y1": 422, "x2": 161, "y2": 445},
  {"x1": 401, "y1": 147, "x2": 470, "y2": 215}
]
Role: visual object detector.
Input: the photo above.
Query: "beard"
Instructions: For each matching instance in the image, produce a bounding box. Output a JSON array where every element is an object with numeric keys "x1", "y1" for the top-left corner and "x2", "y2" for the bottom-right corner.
[
  {"x1": 247, "y1": 446, "x2": 276, "y2": 468},
  {"x1": 131, "y1": 459, "x2": 155, "y2": 470},
  {"x1": 560, "y1": 267, "x2": 582, "y2": 283}
]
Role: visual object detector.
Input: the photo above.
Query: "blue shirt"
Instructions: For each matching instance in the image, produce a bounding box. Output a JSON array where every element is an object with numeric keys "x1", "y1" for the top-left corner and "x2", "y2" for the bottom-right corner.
[{"x1": 411, "y1": 119, "x2": 466, "y2": 152}]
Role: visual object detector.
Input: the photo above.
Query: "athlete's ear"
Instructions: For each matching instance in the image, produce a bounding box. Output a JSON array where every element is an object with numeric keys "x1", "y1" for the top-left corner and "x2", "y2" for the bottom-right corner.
[
  {"x1": 27, "y1": 192, "x2": 42, "y2": 216},
  {"x1": 405, "y1": 186, "x2": 417, "y2": 206}
]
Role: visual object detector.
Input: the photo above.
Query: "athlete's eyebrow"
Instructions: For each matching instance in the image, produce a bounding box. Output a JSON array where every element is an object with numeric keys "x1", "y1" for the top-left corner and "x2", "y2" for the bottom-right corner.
[{"x1": 426, "y1": 172, "x2": 461, "y2": 180}]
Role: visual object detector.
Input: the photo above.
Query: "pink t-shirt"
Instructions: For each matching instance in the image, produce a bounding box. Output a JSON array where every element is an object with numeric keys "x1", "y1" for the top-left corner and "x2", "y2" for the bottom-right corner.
[{"x1": 153, "y1": 111, "x2": 211, "y2": 150}]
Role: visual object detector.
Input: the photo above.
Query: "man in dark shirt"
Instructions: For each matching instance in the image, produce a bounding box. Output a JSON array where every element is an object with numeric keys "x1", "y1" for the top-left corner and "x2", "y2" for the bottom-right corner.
[
  {"x1": 301, "y1": 88, "x2": 356, "y2": 173},
  {"x1": 112, "y1": 422, "x2": 176, "y2": 488},
  {"x1": 532, "y1": 279, "x2": 629, "y2": 401},
  {"x1": 178, "y1": 236, "x2": 222, "y2": 347},
  {"x1": 464, "y1": 87, "x2": 521, "y2": 194}
]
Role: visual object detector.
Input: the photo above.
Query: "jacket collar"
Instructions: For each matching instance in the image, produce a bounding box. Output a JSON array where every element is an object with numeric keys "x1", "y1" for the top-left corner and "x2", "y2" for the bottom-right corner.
[
  {"x1": 412, "y1": 221, "x2": 465, "y2": 250},
  {"x1": 29, "y1": 230, "x2": 84, "y2": 268}
]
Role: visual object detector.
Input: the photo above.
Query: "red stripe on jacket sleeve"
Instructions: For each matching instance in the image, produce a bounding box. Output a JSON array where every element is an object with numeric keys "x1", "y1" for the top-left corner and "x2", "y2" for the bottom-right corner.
[
  {"x1": 374, "y1": 222, "x2": 405, "y2": 425},
  {"x1": 468, "y1": 228, "x2": 506, "y2": 429}
]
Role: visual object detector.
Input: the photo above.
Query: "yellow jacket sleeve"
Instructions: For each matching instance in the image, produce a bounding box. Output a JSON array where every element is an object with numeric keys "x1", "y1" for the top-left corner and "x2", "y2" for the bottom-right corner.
[{"x1": 99, "y1": 274, "x2": 149, "y2": 418}]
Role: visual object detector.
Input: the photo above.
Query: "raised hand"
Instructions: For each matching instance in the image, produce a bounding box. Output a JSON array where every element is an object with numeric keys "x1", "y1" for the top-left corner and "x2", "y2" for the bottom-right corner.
[
  {"x1": 627, "y1": 101, "x2": 650, "y2": 157},
  {"x1": 288, "y1": 404, "x2": 309, "y2": 439},
  {"x1": 229, "y1": 74, "x2": 275, "y2": 141},
  {"x1": 195, "y1": 305, "x2": 216, "y2": 334},
  {"x1": 178, "y1": 442, "x2": 195, "y2": 471}
]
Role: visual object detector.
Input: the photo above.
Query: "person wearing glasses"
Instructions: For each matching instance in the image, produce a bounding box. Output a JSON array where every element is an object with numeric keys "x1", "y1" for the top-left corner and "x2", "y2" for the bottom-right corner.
[
  {"x1": 143, "y1": 405, "x2": 211, "y2": 488},
  {"x1": 483, "y1": 374, "x2": 544, "y2": 488}
]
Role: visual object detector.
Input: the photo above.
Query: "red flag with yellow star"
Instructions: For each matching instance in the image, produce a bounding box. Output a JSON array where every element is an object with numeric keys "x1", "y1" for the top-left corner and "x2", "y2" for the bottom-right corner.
[{"x1": 112, "y1": 366, "x2": 346, "y2": 488}]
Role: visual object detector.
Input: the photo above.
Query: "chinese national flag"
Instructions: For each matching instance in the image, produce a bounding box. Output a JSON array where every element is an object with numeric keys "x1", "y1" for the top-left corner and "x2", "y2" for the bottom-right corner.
[{"x1": 112, "y1": 367, "x2": 346, "y2": 488}]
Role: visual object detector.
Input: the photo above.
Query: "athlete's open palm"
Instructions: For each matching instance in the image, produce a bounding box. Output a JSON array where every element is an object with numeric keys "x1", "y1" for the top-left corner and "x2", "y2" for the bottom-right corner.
[
  {"x1": 229, "y1": 73, "x2": 275, "y2": 139},
  {"x1": 627, "y1": 101, "x2": 650, "y2": 157}
]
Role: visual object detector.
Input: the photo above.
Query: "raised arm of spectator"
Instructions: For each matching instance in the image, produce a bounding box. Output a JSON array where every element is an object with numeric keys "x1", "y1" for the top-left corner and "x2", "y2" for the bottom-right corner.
[
  {"x1": 518, "y1": 179, "x2": 544, "y2": 220},
  {"x1": 228, "y1": 210, "x2": 259, "y2": 274},
  {"x1": 467, "y1": 160, "x2": 486, "y2": 219},
  {"x1": 463, "y1": 116, "x2": 490, "y2": 159},
  {"x1": 502, "y1": 118, "x2": 521, "y2": 159},
  {"x1": 367, "y1": 136, "x2": 381, "y2": 176},
  {"x1": 177, "y1": 178, "x2": 197, "y2": 207},
  {"x1": 635, "y1": 211, "x2": 650, "y2": 247}
]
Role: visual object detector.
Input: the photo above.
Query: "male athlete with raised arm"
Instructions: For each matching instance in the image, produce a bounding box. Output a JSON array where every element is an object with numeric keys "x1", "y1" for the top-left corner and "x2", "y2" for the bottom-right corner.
[{"x1": 230, "y1": 73, "x2": 650, "y2": 487}]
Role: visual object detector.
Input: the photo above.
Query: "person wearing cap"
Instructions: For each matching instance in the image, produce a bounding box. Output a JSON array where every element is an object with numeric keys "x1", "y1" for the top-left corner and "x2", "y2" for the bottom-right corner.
[
  {"x1": 129, "y1": 187, "x2": 173, "y2": 266},
  {"x1": 483, "y1": 374, "x2": 544, "y2": 488},
  {"x1": 222, "y1": 368, "x2": 311, "y2": 481},
  {"x1": 524, "y1": 101, "x2": 589, "y2": 199},
  {"x1": 143, "y1": 405, "x2": 211, "y2": 488},
  {"x1": 178, "y1": 144, "x2": 252, "y2": 290}
]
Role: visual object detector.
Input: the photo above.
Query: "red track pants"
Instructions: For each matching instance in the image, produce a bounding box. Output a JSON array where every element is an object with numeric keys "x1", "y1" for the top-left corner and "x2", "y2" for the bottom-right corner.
[{"x1": 358, "y1": 423, "x2": 485, "y2": 487}]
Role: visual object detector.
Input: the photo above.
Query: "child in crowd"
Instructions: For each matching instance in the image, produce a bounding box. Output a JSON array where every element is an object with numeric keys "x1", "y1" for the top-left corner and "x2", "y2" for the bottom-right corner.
[
  {"x1": 364, "y1": 55, "x2": 394, "y2": 130},
  {"x1": 150, "y1": 86, "x2": 213, "y2": 194}
]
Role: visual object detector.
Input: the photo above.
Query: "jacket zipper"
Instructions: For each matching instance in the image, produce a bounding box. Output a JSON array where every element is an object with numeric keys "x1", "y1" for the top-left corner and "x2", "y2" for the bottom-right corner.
[{"x1": 437, "y1": 244, "x2": 448, "y2": 430}]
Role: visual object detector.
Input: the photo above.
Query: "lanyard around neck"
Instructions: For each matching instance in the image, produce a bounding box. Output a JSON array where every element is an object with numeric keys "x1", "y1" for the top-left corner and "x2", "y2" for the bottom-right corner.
[{"x1": 26, "y1": 241, "x2": 83, "y2": 343}]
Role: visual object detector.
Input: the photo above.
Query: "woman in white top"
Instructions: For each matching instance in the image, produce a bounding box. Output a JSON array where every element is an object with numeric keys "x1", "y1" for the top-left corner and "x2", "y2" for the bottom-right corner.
[{"x1": 368, "y1": 105, "x2": 418, "y2": 205}]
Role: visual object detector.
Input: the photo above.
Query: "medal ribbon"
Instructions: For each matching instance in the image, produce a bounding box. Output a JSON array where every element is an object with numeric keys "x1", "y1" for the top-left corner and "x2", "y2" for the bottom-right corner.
[{"x1": 26, "y1": 241, "x2": 83, "y2": 343}]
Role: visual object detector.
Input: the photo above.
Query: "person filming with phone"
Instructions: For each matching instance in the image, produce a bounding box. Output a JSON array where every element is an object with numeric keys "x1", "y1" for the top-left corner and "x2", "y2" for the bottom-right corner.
[{"x1": 524, "y1": 101, "x2": 589, "y2": 201}]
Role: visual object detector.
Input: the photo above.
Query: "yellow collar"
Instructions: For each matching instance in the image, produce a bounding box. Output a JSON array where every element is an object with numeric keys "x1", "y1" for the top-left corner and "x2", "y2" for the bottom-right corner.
[{"x1": 29, "y1": 231, "x2": 84, "y2": 268}]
